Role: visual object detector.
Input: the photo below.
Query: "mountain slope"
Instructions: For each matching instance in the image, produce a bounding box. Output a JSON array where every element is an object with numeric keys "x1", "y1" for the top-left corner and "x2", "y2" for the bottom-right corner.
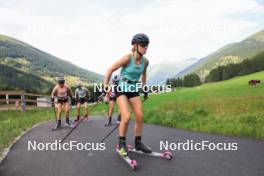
[
  {"x1": 0, "y1": 35, "x2": 103, "y2": 92},
  {"x1": 176, "y1": 29, "x2": 264, "y2": 79},
  {"x1": 0, "y1": 64, "x2": 53, "y2": 93}
]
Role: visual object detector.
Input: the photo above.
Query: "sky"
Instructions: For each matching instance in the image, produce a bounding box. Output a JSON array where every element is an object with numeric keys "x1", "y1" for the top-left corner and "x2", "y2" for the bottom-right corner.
[{"x1": 0, "y1": 0, "x2": 264, "y2": 75}]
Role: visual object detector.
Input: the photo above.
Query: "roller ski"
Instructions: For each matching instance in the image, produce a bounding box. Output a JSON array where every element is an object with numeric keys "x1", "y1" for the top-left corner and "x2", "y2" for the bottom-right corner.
[
  {"x1": 51, "y1": 119, "x2": 72, "y2": 131},
  {"x1": 51, "y1": 123, "x2": 73, "y2": 131},
  {"x1": 104, "y1": 121, "x2": 113, "y2": 127},
  {"x1": 71, "y1": 115, "x2": 81, "y2": 127},
  {"x1": 127, "y1": 144, "x2": 173, "y2": 160},
  {"x1": 83, "y1": 114, "x2": 88, "y2": 120},
  {"x1": 116, "y1": 144, "x2": 137, "y2": 170},
  {"x1": 72, "y1": 115, "x2": 92, "y2": 128},
  {"x1": 82, "y1": 115, "x2": 92, "y2": 122}
]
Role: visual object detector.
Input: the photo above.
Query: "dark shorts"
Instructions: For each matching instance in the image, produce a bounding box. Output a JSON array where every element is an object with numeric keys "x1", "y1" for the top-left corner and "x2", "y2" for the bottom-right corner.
[
  {"x1": 77, "y1": 98, "x2": 87, "y2": 104},
  {"x1": 115, "y1": 91, "x2": 140, "y2": 99},
  {"x1": 57, "y1": 97, "x2": 69, "y2": 104},
  {"x1": 109, "y1": 96, "x2": 116, "y2": 101}
]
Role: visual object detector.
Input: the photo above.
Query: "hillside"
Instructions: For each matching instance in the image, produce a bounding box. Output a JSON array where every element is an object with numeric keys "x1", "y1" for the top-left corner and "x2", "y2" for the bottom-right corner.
[
  {"x1": 0, "y1": 64, "x2": 53, "y2": 93},
  {"x1": 0, "y1": 35, "x2": 103, "y2": 92},
  {"x1": 176, "y1": 29, "x2": 264, "y2": 79}
]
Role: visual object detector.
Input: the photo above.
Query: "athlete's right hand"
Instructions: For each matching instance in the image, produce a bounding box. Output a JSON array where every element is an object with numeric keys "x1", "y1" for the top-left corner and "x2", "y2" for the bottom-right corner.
[
  {"x1": 143, "y1": 92, "x2": 148, "y2": 100},
  {"x1": 51, "y1": 97, "x2": 54, "y2": 102}
]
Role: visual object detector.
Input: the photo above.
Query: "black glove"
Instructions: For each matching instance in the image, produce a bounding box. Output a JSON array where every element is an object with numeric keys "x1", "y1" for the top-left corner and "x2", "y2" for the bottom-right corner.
[
  {"x1": 72, "y1": 97, "x2": 76, "y2": 104},
  {"x1": 51, "y1": 97, "x2": 55, "y2": 107},
  {"x1": 71, "y1": 96, "x2": 75, "y2": 102},
  {"x1": 143, "y1": 91, "x2": 148, "y2": 100}
]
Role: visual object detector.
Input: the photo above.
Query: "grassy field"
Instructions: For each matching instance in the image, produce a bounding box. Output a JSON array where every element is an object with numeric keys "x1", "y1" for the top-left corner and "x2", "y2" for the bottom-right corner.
[
  {"x1": 1, "y1": 71, "x2": 264, "y2": 157},
  {"x1": 143, "y1": 71, "x2": 264, "y2": 139},
  {"x1": 0, "y1": 108, "x2": 53, "y2": 154}
]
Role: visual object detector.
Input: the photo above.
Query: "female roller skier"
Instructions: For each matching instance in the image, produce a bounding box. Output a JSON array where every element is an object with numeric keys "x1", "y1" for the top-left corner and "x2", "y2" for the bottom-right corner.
[
  {"x1": 104, "y1": 76, "x2": 121, "y2": 126},
  {"x1": 51, "y1": 76, "x2": 73, "y2": 129},
  {"x1": 103, "y1": 33, "x2": 151, "y2": 157},
  {"x1": 74, "y1": 82, "x2": 90, "y2": 122}
]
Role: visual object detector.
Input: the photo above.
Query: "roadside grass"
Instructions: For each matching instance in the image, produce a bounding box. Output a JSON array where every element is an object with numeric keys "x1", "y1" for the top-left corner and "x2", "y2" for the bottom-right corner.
[
  {"x1": 0, "y1": 109, "x2": 53, "y2": 154},
  {"x1": 0, "y1": 106, "x2": 106, "y2": 156}
]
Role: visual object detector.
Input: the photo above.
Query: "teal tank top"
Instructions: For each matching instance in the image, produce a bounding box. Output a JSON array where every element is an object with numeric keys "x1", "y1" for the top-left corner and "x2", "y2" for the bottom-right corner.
[{"x1": 118, "y1": 54, "x2": 145, "y2": 92}]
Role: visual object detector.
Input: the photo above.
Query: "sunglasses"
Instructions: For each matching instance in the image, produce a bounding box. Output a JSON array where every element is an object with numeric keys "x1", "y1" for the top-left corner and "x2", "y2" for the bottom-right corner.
[{"x1": 139, "y1": 44, "x2": 148, "y2": 48}]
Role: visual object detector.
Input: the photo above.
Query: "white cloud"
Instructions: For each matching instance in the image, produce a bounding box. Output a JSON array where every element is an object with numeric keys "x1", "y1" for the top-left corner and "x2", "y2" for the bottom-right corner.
[{"x1": 0, "y1": 0, "x2": 264, "y2": 75}]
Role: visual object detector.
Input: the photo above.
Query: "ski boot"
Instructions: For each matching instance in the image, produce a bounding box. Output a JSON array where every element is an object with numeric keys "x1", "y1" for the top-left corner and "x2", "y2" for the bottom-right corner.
[
  {"x1": 115, "y1": 114, "x2": 121, "y2": 124},
  {"x1": 135, "y1": 137, "x2": 152, "y2": 154},
  {"x1": 52, "y1": 120, "x2": 62, "y2": 131},
  {"x1": 104, "y1": 117, "x2": 112, "y2": 127},
  {"x1": 65, "y1": 117, "x2": 71, "y2": 126}
]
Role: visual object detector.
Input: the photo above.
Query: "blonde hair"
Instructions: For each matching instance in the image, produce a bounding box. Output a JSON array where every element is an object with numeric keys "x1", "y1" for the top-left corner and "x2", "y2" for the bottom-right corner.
[{"x1": 132, "y1": 44, "x2": 137, "y2": 52}]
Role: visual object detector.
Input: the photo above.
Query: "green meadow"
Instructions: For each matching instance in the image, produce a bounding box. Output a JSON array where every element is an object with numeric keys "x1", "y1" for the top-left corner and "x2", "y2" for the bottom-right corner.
[
  {"x1": 143, "y1": 71, "x2": 264, "y2": 139},
  {"x1": 1, "y1": 71, "x2": 264, "y2": 156}
]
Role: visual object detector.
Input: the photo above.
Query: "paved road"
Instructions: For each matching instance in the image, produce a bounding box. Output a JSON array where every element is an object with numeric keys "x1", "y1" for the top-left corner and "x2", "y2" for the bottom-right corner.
[{"x1": 0, "y1": 118, "x2": 264, "y2": 176}]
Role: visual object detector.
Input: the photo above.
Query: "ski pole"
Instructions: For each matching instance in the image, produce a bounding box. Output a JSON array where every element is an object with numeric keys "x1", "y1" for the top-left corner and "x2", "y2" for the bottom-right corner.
[
  {"x1": 60, "y1": 93, "x2": 105, "y2": 144},
  {"x1": 99, "y1": 98, "x2": 148, "y2": 143},
  {"x1": 52, "y1": 101, "x2": 57, "y2": 123},
  {"x1": 100, "y1": 123, "x2": 119, "y2": 143}
]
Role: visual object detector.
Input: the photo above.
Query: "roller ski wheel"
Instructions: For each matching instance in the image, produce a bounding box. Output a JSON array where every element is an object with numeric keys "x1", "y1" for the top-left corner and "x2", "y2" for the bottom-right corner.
[
  {"x1": 130, "y1": 159, "x2": 138, "y2": 170},
  {"x1": 116, "y1": 145, "x2": 137, "y2": 170},
  {"x1": 163, "y1": 151, "x2": 173, "y2": 160}
]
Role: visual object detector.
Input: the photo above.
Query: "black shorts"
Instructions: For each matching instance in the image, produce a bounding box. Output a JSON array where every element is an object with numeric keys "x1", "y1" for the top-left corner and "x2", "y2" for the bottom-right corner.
[
  {"x1": 115, "y1": 91, "x2": 140, "y2": 99},
  {"x1": 77, "y1": 98, "x2": 87, "y2": 104},
  {"x1": 57, "y1": 98, "x2": 69, "y2": 104},
  {"x1": 109, "y1": 96, "x2": 116, "y2": 101}
]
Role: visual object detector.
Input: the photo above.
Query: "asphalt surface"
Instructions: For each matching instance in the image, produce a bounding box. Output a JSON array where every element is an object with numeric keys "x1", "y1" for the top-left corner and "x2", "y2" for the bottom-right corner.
[{"x1": 0, "y1": 117, "x2": 264, "y2": 176}]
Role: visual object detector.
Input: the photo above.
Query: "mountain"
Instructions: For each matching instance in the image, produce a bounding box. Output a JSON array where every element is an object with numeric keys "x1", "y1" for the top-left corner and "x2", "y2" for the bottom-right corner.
[
  {"x1": 0, "y1": 64, "x2": 53, "y2": 93},
  {"x1": 147, "y1": 63, "x2": 179, "y2": 85},
  {"x1": 0, "y1": 35, "x2": 103, "y2": 93},
  {"x1": 176, "y1": 29, "x2": 264, "y2": 79},
  {"x1": 147, "y1": 58, "x2": 199, "y2": 85}
]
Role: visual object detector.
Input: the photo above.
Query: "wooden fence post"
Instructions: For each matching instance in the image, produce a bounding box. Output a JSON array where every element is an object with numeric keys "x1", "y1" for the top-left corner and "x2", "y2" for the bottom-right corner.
[
  {"x1": 21, "y1": 92, "x2": 26, "y2": 112},
  {"x1": 6, "y1": 94, "x2": 9, "y2": 104}
]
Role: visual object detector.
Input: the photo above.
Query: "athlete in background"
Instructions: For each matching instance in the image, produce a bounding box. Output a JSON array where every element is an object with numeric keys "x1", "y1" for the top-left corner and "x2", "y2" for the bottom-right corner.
[
  {"x1": 51, "y1": 76, "x2": 73, "y2": 129},
  {"x1": 74, "y1": 82, "x2": 90, "y2": 122}
]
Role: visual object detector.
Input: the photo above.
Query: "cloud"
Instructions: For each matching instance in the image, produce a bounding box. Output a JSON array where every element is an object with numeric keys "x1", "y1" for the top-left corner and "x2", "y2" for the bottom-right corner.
[{"x1": 0, "y1": 0, "x2": 264, "y2": 75}]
